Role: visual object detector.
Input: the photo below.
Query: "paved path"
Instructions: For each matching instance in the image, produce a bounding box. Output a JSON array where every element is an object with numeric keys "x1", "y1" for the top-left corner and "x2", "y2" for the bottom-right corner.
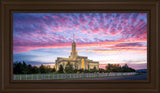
[{"x1": 72, "y1": 73, "x2": 147, "y2": 80}]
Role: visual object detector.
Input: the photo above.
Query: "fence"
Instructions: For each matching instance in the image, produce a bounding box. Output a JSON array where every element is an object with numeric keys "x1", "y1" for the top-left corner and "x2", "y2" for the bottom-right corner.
[{"x1": 13, "y1": 72, "x2": 137, "y2": 80}]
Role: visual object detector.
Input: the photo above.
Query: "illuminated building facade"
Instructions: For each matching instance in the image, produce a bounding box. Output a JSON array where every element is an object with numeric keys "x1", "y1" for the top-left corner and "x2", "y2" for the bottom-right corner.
[{"x1": 55, "y1": 34, "x2": 99, "y2": 71}]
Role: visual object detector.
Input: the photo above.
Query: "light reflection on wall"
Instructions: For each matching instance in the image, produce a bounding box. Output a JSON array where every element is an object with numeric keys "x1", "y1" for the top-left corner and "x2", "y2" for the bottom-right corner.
[{"x1": 81, "y1": 59, "x2": 84, "y2": 69}]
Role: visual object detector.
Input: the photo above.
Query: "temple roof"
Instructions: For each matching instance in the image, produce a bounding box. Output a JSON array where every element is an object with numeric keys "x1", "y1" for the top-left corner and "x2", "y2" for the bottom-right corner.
[{"x1": 77, "y1": 56, "x2": 87, "y2": 59}]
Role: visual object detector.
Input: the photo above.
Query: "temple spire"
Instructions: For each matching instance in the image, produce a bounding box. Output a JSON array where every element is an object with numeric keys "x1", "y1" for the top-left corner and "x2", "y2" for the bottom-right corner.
[
  {"x1": 69, "y1": 33, "x2": 77, "y2": 59},
  {"x1": 73, "y1": 33, "x2": 75, "y2": 42}
]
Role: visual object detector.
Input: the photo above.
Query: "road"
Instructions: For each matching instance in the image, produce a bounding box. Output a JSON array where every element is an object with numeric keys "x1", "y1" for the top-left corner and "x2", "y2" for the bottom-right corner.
[{"x1": 72, "y1": 73, "x2": 147, "y2": 80}]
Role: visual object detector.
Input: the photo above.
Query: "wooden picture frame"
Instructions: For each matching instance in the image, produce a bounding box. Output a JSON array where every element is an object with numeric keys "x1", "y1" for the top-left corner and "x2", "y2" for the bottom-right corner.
[{"x1": 0, "y1": 0, "x2": 159, "y2": 93}]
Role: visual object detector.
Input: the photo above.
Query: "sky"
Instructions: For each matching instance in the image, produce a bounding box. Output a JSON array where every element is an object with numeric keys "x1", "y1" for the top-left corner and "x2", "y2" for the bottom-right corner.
[{"x1": 13, "y1": 13, "x2": 147, "y2": 70}]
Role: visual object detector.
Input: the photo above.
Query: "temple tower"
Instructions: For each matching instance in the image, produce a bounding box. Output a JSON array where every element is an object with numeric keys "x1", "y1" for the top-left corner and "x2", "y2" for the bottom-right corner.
[{"x1": 69, "y1": 34, "x2": 77, "y2": 59}]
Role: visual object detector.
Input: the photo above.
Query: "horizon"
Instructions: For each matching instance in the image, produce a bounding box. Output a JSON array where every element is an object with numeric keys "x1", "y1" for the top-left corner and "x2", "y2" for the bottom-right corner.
[
  {"x1": 13, "y1": 13, "x2": 147, "y2": 70},
  {"x1": 13, "y1": 61, "x2": 147, "y2": 70}
]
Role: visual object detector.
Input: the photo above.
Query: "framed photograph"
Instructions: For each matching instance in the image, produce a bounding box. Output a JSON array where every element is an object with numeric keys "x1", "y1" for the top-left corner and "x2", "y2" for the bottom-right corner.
[
  {"x1": 12, "y1": 12, "x2": 148, "y2": 81},
  {"x1": 0, "y1": 0, "x2": 159, "y2": 93}
]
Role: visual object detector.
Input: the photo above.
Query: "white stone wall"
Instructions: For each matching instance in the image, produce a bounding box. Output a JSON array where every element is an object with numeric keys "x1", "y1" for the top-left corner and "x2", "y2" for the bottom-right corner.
[{"x1": 55, "y1": 58, "x2": 99, "y2": 71}]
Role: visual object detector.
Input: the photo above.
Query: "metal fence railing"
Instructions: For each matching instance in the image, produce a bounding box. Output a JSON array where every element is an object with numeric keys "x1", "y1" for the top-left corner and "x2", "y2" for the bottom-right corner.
[{"x1": 13, "y1": 72, "x2": 137, "y2": 80}]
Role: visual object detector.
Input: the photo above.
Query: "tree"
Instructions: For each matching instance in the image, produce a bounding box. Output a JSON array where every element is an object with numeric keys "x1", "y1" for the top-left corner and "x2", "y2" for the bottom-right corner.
[
  {"x1": 112, "y1": 64, "x2": 121, "y2": 72},
  {"x1": 13, "y1": 62, "x2": 23, "y2": 74},
  {"x1": 90, "y1": 66, "x2": 97, "y2": 73},
  {"x1": 124, "y1": 64, "x2": 129, "y2": 68},
  {"x1": 74, "y1": 69, "x2": 78, "y2": 73},
  {"x1": 45, "y1": 65, "x2": 52, "y2": 73},
  {"x1": 93, "y1": 66, "x2": 97, "y2": 72},
  {"x1": 78, "y1": 69, "x2": 84, "y2": 73},
  {"x1": 22, "y1": 61, "x2": 28, "y2": 74},
  {"x1": 84, "y1": 70, "x2": 89, "y2": 73},
  {"x1": 99, "y1": 68, "x2": 105, "y2": 73},
  {"x1": 39, "y1": 65, "x2": 46, "y2": 73},
  {"x1": 64, "y1": 62, "x2": 74, "y2": 73},
  {"x1": 27, "y1": 64, "x2": 33, "y2": 74},
  {"x1": 58, "y1": 65, "x2": 64, "y2": 73},
  {"x1": 31, "y1": 66, "x2": 40, "y2": 74},
  {"x1": 122, "y1": 64, "x2": 135, "y2": 72},
  {"x1": 51, "y1": 68, "x2": 56, "y2": 73},
  {"x1": 106, "y1": 64, "x2": 111, "y2": 72},
  {"x1": 13, "y1": 61, "x2": 57, "y2": 74},
  {"x1": 105, "y1": 64, "x2": 135, "y2": 72}
]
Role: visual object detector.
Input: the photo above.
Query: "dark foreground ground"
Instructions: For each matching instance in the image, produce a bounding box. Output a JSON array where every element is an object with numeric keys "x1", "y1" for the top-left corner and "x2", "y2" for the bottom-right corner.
[{"x1": 71, "y1": 73, "x2": 147, "y2": 80}]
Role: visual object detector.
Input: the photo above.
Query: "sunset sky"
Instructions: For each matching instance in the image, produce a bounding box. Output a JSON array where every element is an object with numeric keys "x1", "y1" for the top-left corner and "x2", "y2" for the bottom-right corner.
[{"x1": 13, "y1": 13, "x2": 147, "y2": 70}]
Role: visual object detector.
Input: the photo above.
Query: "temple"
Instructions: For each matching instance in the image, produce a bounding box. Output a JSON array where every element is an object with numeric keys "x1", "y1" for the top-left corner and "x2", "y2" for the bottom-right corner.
[{"x1": 55, "y1": 34, "x2": 99, "y2": 71}]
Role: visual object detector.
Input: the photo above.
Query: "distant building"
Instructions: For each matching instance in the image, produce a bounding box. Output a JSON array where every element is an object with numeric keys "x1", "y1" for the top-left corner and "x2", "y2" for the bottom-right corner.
[{"x1": 55, "y1": 34, "x2": 99, "y2": 71}]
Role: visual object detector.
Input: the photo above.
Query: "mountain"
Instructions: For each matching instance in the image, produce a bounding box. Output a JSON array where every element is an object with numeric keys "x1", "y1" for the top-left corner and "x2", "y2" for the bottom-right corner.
[{"x1": 136, "y1": 69, "x2": 147, "y2": 73}]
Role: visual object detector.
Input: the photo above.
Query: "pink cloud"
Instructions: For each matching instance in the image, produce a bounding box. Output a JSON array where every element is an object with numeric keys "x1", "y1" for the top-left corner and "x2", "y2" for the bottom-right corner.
[
  {"x1": 13, "y1": 42, "x2": 72, "y2": 53},
  {"x1": 52, "y1": 15, "x2": 59, "y2": 19},
  {"x1": 43, "y1": 16, "x2": 49, "y2": 20},
  {"x1": 81, "y1": 48, "x2": 146, "y2": 52}
]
